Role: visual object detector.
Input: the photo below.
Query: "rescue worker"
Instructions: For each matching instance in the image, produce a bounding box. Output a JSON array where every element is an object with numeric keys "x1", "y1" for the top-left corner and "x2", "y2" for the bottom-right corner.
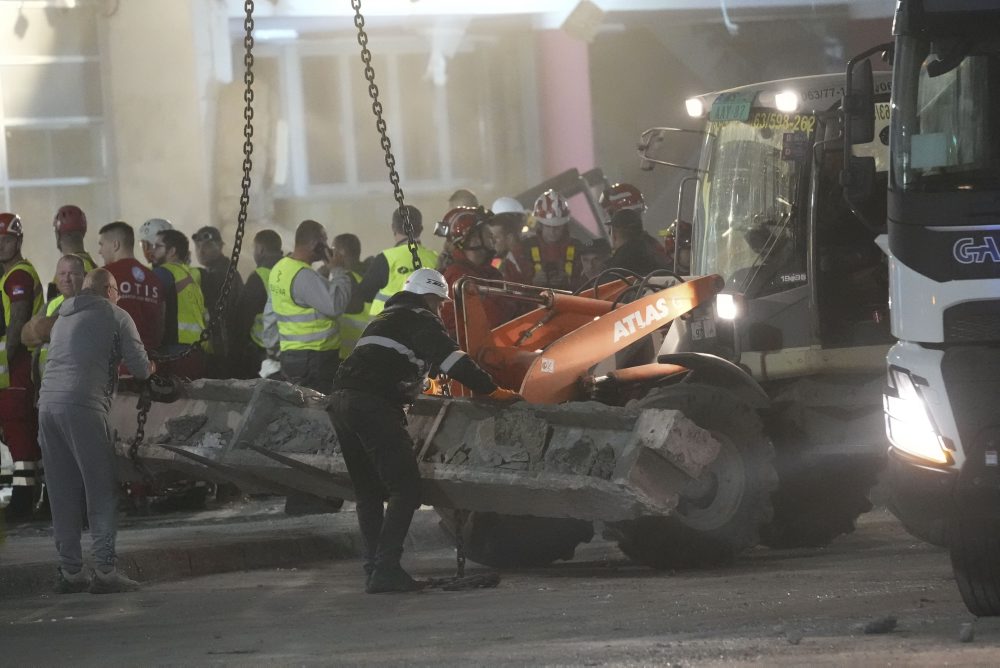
[
  {"x1": 48, "y1": 205, "x2": 97, "y2": 301},
  {"x1": 331, "y1": 233, "x2": 368, "y2": 361},
  {"x1": 193, "y1": 225, "x2": 244, "y2": 377},
  {"x1": 526, "y1": 190, "x2": 583, "y2": 290},
  {"x1": 232, "y1": 229, "x2": 282, "y2": 379},
  {"x1": 22, "y1": 255, "x2": 86, "y2": 381},
  {"x1": 487, "y1": 197, "x2": 532, "y2": 285},
  {"x1": 0, "y1": 213, "x2": 45, "y2": 522},
  {"x1": 329, "y1": 267, "x2": 521, "y2": 593},
  {"x1": 264, "y1": 219, "x2": 351, "y2": 394},
  {"x1": 578, "y1": 237, "x2": 612, "y2": 286},
  {"x1": 138, "y1": 218, "x2": 173, "y2": 265},
  {"x1": 97, "y1": 221, "x2": 165, "y2": 352},
  {"x1": 600, "y1": 182, "x2": 669, "y2": 261},
  {"x1": 39, "y1": 268, "x2": 152, "y2": 594},
  {"x1": 151, "y1": 229, "x2": 207, "y2": 380},
  {"x1": 352, "y1": 206, "x2": 437, "y2": 317},
  {"x1": 605, "y1": 209, "x2": 670, "y2": 277},
  {"x1": 439, "y1": 206, "x2": 509, "y2": 335},
  {"x1": 661, "y1": 220, "x2": 693, "y2": 275}
]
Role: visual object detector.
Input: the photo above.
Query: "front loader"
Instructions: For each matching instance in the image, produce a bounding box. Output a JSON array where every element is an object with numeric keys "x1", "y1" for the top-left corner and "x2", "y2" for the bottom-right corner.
[{"x1": 112, "y1": 272, "x2": 781, "y2": 570}]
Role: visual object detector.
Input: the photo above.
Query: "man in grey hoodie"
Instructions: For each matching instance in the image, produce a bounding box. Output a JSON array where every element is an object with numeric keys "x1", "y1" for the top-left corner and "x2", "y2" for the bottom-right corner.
[{"x1": 38, "y1": 268, "x2": 154, "y2": 594}]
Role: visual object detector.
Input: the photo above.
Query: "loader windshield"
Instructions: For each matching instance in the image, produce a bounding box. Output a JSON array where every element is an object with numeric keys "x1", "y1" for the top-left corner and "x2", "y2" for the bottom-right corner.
[
  {"x1": 891, "y1": 36, "x2": 1000, "y2": 193},
  {"x1": 695, "y1": 110, "x2": 810, "y2": 296}
]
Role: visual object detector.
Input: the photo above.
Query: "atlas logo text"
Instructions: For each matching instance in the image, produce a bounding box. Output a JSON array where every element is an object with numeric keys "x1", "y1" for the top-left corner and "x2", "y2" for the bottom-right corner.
[{"x1": 613, "y1": 298, "x2": 671, "y2": 343}]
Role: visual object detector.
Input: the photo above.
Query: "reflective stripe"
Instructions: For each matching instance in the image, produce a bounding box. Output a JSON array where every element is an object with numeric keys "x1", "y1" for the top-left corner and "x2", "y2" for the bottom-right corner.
[
  {"x1": 280, "y1": 330, "x2": 338, "y2": 343},
  {"x1": 178, "y1": 322, "x2": 202, "y2": 332},
  {"x1": 373, "y1": 293, "x2": 389, "y2": 302},
  {"x1": 163, "y1": 263, "x2": 207, "y2": 346},
  {"x1": 275, "y1": 312, "x2": 327, "y2": 323},
  {"x1": 439, "y1": 350, "x2": 466, "y2": 374},
  {"x1": 13, "y1": 461, "x2": 37, "y2": 471},
  {"x1": 355, "y1": 335, "x2": 420, "y2": 366},
  {"x1": 13, "y1": 477, "x2": 36, "y2": 486}
]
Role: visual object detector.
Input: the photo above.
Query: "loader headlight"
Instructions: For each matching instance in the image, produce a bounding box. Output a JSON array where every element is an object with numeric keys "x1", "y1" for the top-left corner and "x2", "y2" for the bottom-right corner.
[
  {"x1": 883, "y1": 367, "x2": 951, "y2": 465},
  {"x1": 715, "y1": 293, "x2": 742, "y2": 320}
]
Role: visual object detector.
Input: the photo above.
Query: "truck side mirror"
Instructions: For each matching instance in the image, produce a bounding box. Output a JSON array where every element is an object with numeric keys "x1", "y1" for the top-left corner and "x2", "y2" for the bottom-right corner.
[
  {"x1": 845, "y1": 58, "x2": 875, "y2": 145},
  {"x1": 841, "y1": 155, "x2": 876, "y2": 204}
]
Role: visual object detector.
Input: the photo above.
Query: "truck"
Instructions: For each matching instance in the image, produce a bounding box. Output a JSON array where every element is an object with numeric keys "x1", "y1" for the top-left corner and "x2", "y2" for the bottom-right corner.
[
  {"x1": 843, "y1": 0, "x2": 1000, "y2": 616},
  {"x1": 639, "y1": 70, "x2": 894, "y2": 549}
]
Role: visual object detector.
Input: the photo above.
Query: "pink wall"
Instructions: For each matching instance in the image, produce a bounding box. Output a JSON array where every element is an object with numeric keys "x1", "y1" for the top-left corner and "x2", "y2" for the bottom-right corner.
[{"x1": 536, "y1": 29, "x2": 596, "y2": 179}]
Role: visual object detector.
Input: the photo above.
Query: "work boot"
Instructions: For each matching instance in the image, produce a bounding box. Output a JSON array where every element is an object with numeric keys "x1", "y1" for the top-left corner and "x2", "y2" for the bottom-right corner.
[
  {"x1": 365, "y1": 564, "x2": 426, "y2": 594},
  {"x1": 89, "y1": 567, "x2": 140, "y2": 594},
  {"x1": 54, "y1": 567, "x2": 91, "y2": 594}
]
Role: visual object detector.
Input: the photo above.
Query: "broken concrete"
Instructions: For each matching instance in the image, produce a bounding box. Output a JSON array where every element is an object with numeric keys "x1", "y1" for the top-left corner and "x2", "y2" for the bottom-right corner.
[{"x1": 109, "y1": 379, "x2": 722, "y2": 523}]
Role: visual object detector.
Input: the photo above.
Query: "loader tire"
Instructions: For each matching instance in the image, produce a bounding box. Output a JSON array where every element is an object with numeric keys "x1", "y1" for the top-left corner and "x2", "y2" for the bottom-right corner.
[
  {"x1": 437, "y1": 509, "x2": 594, "y2": 569},
  {"x1": 950, "y1": 513, "x2": 1000, "y2": 617},
  {"x1": 615, "y1": 384, "x2": 777, "y2": 569},
  {"x1": 760, "y1": 459, "x2": 879, "y2": 549}
]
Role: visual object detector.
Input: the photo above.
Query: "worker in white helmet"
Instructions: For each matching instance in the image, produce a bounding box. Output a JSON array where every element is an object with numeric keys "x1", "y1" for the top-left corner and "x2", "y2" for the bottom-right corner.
[
  {"x1": 329, "y1": 267, "x2": 521, "y2": 594},
  {"x1": 137, "y1": 218, "x2": 173, "y2": 265}
]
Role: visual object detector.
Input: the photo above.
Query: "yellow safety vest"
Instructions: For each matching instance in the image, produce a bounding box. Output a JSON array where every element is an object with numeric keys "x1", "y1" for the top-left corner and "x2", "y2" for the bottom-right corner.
[
  {"x1": 369, "y1": 243, "x2": 438, "y2": 316},
  {"x1": 339, "y1": 270, "x2": 369, "y2": 360},
  {"x1": 269, "y1": 257, "x2": 339, "y2": 352},
  {"x1": 37, "y1": 296, "x2": 63, "y2": 380},
  {"x1": 163, "y1": 262, "x2": 207, "y2": 345},
  {"x1": 530, "y1": 243, "x2": 576, "y2": 279},
  {"x1": 0, "y1": 259, "x2": 44, "y2": 389},
  {"x1": 249, "y1": 266, "x2": 271, "y2": 348}
]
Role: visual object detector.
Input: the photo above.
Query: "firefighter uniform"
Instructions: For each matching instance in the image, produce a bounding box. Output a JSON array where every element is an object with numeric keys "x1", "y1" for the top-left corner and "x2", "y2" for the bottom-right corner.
[
  {"x1": 330, "y1": 269, "x2": 511, "y2": 593},
  {"x1": 0, "y1": 252, "x2": 44, "y2": 519}
]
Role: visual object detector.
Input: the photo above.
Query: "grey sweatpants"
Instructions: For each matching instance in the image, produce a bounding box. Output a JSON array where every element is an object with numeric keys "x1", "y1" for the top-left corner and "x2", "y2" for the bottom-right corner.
[{"x1": 38, "y1": 404, "x2": 119, "y2": 572}]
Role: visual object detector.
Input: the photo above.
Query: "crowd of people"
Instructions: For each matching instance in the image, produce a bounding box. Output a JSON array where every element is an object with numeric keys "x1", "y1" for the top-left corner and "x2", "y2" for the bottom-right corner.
[{"x1": 0, "y1": 180, "x2": 691, "y2": 593}]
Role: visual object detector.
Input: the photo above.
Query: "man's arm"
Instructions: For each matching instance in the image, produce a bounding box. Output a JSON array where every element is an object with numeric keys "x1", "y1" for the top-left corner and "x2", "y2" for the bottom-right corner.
[
  {"x1": 6, "y1": 300, "x2": 31, "y2": 353},
  {"x1": 349, "y1": 253, "x2": 388, "y2": 312},
  {"x1": 410, "y1": 314, "x2": 497, "y2": 395},
  {"x1": 291, "y1": 268, "x2": 351, "y2": 319},
  {"x1": 261, "y1": 293, "x2": 279, "y2": 353},
  {"x1": 118, "y1": 309, "x2": 153, "y2": 380},
  {"x1": 21, "y1": 313, "x2": 57, "y2": 348}
]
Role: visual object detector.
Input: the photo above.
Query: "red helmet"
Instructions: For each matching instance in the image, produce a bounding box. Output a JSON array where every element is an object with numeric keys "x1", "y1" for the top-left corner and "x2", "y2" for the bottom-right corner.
[
  {"x1": 53, "y1": 205, "x2": 87, "y2": 234},
  {"x1": 532, "y1": 189, "x2": 571, "y2": 226},
  {"x1": 440, "y1": 206, "x2": 491, "y2": 249},
  {"x1": 600, "y1": 183, "x2": 645, "y2": 218},
  {"x1": 0, "y1": 213, "x2": 23, "y2": 237}
]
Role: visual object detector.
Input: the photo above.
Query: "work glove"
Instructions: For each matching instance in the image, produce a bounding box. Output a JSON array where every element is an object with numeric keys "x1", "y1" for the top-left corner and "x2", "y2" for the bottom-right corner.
[{"x1": 487, "y1": 387, "x2": 524, "y2": 403}]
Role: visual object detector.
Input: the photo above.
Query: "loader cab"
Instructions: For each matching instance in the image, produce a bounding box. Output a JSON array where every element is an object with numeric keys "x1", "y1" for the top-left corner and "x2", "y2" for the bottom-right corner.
[{"x1": 682, "y1": 73, "x2": 892, "y2": 363}]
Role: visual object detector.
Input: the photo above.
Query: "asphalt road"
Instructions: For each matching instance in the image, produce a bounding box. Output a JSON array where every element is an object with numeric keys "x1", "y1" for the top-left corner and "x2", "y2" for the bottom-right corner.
[{"x1": 3, "y1": 510, "x2": 997, "y2": 667}]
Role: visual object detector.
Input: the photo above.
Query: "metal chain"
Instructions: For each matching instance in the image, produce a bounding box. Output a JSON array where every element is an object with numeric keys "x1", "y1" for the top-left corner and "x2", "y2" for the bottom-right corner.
[
  {"x1": 130, "y1": 0, "x2": 256, "y2": 469},
  {"x1": 350, "y1": 0, "x2": 422, "y2": 271}
]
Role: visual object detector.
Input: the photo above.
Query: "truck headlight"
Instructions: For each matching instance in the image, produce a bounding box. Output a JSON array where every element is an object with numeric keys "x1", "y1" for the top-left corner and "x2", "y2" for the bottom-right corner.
[
  {"x1": 883, "y1": 367, "x2": 951, "y2": 465},
  {"x1": 715, "y1": 293, "x2": 742, "y2": 320}
]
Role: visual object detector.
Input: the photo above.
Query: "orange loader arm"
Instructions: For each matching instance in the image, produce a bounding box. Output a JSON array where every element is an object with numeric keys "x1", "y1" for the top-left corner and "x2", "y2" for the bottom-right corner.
[{"x1": 451, "y1": 275, "x2": 724, "y2": 404}]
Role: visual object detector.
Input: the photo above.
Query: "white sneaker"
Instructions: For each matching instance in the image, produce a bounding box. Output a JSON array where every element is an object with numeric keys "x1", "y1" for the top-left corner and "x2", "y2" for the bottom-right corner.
[
  {"x1": 54, "y1": 567, "x2": 91, "y2": 594},
  {"x1": 89, "y1": 567, "x2": 140, "y2": 594}
]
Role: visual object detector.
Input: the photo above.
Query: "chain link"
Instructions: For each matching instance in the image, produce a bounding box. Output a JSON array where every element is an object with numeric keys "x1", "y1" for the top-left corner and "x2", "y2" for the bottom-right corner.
[
  {"x1": 131, "y1": 0, "x2": 255, "y2": 469},
  {"x1": 350, "y1": 0, "x2": 421, "y2": 271}
]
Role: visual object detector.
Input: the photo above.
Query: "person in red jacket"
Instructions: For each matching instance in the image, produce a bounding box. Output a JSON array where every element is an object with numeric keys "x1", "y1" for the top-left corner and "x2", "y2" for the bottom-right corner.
[
  {"x1": 438, "y1": 207, "x2": 509, "y2": 336},
  {"x1": 525, "y1": 190, "x2": 584, "y2": 291}
]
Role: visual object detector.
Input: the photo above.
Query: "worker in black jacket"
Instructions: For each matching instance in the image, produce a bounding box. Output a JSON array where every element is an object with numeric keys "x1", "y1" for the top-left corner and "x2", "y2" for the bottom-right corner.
[{"x1": 330, "y1": 267, "x2": 521, "y2": 593}]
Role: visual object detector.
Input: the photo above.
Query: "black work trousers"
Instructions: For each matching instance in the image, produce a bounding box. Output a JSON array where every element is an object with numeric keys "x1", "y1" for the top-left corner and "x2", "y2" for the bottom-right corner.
[
  {"x1": 328, "y1": 389, "x2": 422, "y2": 572},
  {"x1": 279, "y1": 349, "x2": 340, "y2": 394}
]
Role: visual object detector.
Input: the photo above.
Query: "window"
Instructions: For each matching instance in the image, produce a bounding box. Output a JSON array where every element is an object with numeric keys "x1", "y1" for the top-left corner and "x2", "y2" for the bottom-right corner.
[
  {"x1": 252, "y1": 35, "x2": 534, "y2": 198},
  {"x1": 0, "y1": 4, "x2": 113, "y2": 229}
]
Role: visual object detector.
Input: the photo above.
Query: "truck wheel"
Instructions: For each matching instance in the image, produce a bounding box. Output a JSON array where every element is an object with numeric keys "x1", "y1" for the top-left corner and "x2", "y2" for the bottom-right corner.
[
  {"x1": 615, "y1": 384, "x2": 777, "y2": 569},
  {"x1": 436, "y1": 509, "x2": 594, "y2": 569},
  {"x1": 760, "y1": 459, "x2": 879, "y2": 549},
  {"x1": 950, "y1": 513, "x2": 1000, "y2": 616}
]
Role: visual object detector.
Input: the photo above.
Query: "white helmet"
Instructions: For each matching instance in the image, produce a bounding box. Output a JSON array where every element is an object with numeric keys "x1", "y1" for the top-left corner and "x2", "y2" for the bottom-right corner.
[
  {"x1": 491, "y1": 196, "x2": 524, "y2": 216},
  {"x1": 403, "y1": 268, "x2": 450, "y2": 300},
  {"x1": 139, "y1": 218, "x2": 173, "y2": 244},
  {"x1": 532, "y1": 190, "x2": 571, "y2": 227}
]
